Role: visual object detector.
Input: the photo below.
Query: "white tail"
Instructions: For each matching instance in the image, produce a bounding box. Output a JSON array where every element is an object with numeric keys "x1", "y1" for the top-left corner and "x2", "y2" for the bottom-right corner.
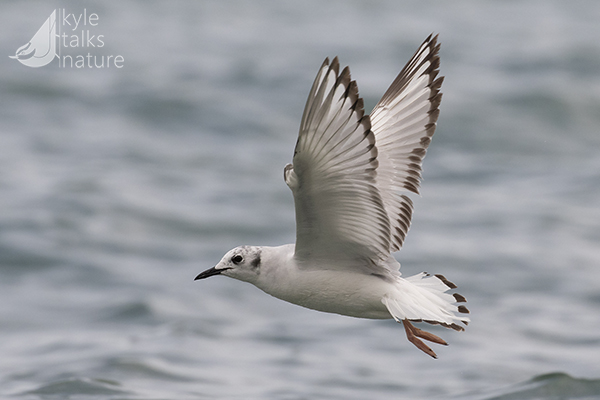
[
  {"x1": 382, "y1": 272, "x2": 469, "y2": 358},
  {"x1": 383, "y1": 272, "x2": 469, "y2": 330}
]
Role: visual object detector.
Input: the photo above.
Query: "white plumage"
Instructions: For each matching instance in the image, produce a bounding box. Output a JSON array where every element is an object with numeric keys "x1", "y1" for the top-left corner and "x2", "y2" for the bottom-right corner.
[{"x1": 196, "y1": 35, "x2": 469, "y2": 358}]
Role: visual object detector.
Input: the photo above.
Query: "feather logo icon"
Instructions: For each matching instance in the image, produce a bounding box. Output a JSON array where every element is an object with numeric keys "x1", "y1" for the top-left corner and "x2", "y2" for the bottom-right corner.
[{"x1": 9, "y1": 10, "x2": 57, "y2": 68}]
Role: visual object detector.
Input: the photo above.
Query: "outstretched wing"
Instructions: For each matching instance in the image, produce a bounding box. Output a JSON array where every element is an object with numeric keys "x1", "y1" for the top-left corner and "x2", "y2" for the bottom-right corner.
[
  {"x1": 284, "y1": 35, "x2": 444, "y2": 270},
  {"x1": 284, "y1": 57, "x2": 392, "y2": 266},
  {"x1": 370, "y1": 34, "x2": 444, "y2": 252}
]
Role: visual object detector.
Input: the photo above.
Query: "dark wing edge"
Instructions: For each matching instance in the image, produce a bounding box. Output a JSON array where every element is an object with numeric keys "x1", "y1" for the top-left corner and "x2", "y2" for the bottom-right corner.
[
  {"x1": 285, "y1": 57, "x2": 394, "y2": 265},
  {"x1": 370, "y1": 34, "x2": 444, "y2": 252}
]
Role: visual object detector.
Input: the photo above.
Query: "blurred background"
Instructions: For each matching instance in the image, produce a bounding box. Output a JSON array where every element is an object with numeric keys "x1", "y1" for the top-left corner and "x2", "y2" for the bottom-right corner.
[{"x1": 1, "y1": 1, "x2": 599, "y2": 399}]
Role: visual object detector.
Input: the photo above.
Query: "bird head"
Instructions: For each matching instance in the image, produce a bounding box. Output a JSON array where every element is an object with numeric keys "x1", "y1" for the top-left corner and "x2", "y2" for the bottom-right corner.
[{"x1": 195, "y1": 246, "x2": 262, "y2": 284}]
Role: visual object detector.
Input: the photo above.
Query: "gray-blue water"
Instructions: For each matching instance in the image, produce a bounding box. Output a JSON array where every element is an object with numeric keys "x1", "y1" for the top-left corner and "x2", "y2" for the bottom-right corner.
[{"x1": 1, "y1": 1, "x2": 600, "y2": 399}]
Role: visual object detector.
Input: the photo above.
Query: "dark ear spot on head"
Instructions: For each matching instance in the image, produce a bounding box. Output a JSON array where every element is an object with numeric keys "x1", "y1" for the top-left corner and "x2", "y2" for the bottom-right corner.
[{"x1": 251, "y1": 252, "x2": 261, "y2": 269}]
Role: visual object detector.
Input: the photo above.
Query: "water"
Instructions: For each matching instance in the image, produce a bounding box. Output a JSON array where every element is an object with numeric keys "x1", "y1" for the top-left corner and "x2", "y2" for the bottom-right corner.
[{"x1": 1, "y1": 1, "x2": 600, "y2": 399}]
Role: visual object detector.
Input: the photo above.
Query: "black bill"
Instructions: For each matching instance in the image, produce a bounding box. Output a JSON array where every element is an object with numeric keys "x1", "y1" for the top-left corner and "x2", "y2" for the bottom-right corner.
[{"x1": 194, "y1": 267, "x2": 230, "y2": 280}]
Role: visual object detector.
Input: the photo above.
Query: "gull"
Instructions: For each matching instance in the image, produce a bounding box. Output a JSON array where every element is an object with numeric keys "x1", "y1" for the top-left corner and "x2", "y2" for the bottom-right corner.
[{"x1": 195, "y1": 35, "x2": 469, "y2": 358}]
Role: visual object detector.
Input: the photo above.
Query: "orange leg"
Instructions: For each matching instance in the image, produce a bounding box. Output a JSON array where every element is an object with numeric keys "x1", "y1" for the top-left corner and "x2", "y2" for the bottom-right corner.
[{"x1": 402, "y1": 319, "x2": 447, "y2": 359}]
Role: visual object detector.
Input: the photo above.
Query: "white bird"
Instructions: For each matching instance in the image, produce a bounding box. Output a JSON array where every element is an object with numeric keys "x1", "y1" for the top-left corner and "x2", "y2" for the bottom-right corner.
[{"x1": 195, "y1": 34, "x2": 469, "y2": 358}]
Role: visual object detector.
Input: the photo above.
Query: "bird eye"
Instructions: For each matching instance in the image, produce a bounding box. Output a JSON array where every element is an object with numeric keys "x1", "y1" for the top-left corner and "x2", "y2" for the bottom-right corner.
[{"x1": 231, "y1": 255, "x2": 243, "y2": 264}]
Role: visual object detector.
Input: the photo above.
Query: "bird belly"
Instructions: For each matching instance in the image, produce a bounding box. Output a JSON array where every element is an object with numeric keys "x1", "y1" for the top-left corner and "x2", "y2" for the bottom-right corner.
[{"x1": 260, "y1": 269, "x2": 394, "y2": 320}]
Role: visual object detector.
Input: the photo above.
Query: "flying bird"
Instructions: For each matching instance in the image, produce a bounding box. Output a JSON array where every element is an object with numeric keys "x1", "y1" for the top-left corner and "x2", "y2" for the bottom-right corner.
[{"x1": 196, "y1": 34, "x2": 469, "y2": 358}]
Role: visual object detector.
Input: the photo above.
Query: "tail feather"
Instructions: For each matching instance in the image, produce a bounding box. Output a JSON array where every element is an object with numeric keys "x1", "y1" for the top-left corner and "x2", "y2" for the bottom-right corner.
[
  {"x1": 382, "y1": 272, "x2": 469, "y2": 329},
  {"x1": 383, "y1": 272, "x2": 468, "y2": 357}
]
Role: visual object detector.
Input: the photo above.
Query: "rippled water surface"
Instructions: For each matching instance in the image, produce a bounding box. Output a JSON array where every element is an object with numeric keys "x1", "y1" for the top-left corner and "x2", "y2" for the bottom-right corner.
[{"x1": 1, "y1": 1, "x2": 600, "y2": 399}]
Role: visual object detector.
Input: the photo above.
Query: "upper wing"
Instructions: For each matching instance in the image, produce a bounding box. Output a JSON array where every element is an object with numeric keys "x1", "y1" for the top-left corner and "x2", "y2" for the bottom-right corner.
[
  {"x1": 284, "y1": 35, "x2": 444, "y2": 270},
  {"x1": 284, "y1": 57, "x2": 392, "y2": 266},
  {"x1": 370, "y1": 34, "x2": 444, "y2": 252}
]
